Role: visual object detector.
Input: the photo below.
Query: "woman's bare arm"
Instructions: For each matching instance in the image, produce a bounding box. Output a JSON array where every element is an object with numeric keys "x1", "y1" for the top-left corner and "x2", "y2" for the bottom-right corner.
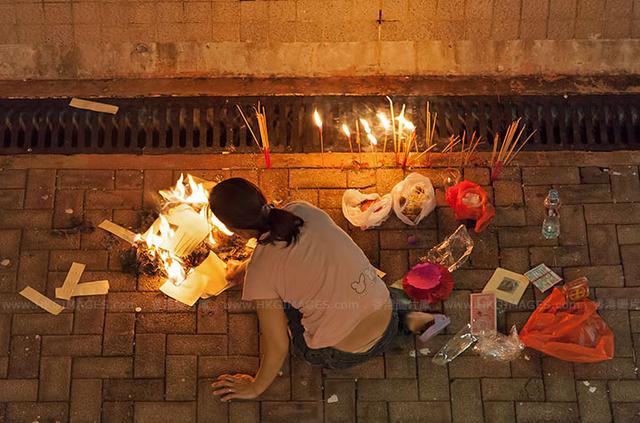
[
  {"x1": 252, "y1": 299, "x2": 290, "y2": 394},
  {"x1": 212, "y1": 298, "x2": 289, "y2": 401}
]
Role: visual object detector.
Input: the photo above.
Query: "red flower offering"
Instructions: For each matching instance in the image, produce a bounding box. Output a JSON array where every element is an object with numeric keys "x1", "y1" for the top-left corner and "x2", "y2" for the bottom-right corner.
[{"x1": 403, "y1": 262, "x2": 454, "y2": 304}]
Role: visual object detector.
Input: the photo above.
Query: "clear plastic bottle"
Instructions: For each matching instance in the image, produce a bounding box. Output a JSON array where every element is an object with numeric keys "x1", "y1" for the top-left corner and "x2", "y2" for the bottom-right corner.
[{"x1": 542, "y1": 189, "x2": 561, "y2": 239}]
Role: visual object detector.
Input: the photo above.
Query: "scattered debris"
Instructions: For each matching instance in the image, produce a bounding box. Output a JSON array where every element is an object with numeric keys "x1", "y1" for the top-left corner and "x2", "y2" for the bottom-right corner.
[
  {"x1": 589, "y1": 386, "x2": 597, "y2": 393},
  {"x1": 65, "y1": 208, "x2": 74, "y2": 214},
  {"x1": 99, "y1": 219, "x2": 137, "y2": 244},
  {"x1": 583, "y1": 381, "x2": 591, "y2": 386},
  {"x1": 70, "y1": 98, "x2": 119, "y2": 115},
  {"x1": 135, "y1": 307, "x2": 142, "y2": 313},
  {"x1": 418, "y1": 348, "x2": 431, "y2": 356},
  {"x1": 55, "y1": 280, "x2": 109, "y2": 298},
  {"x1": 0, "y1": 259, "x2": 10, "y2": 267},
  {"x1": 19, "y1": 287, "x2": 64, "y2": 315},
  {"x1": 56, "y1": 262, "x2": 86, "y2": 300},
  {"x1": 408, "y1": 349, "x2": 416, "y2": 357},
  {"x1": 51, "y1": 220, "x2": 95, "y2": 236},
  {"x1": 327, "y1": 394, "x2": 339, "y2": 404}
]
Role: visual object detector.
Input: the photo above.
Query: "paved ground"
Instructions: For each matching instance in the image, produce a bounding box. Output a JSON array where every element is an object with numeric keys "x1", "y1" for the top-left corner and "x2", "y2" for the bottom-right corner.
[{"x1": 0, "y1": 152, "x2": 639, "y2": 423}]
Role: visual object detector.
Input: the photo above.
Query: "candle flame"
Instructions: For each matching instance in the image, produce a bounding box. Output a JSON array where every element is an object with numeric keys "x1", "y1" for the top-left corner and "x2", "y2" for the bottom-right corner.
[
  {"x1": 341, "y1": 124, "x2": 351, "y2": 137},
  {"x1": 359, "y1": 118, "x2": 372, "y2": 134},
  {"x1": 396, "y1": 114, "x2": 415, "y2": 132},
  {"x1": 377, "y1": 112, "x2": 390, "y2": 130},
  {"x1": 313, "y1": 109, "x2": 322, "y2": 128}
]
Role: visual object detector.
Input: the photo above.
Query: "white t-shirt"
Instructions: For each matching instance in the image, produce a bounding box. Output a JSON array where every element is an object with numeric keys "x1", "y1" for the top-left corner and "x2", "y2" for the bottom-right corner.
[{"x1": 243, "y1": 201, "x2": 390, "y2": 349}]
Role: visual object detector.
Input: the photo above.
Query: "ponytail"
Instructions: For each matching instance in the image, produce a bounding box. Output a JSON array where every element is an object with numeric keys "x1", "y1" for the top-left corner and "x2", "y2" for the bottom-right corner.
[
  {"x1": 260, "y1": 207, "x2": 304, "y2": 246},
  {"x1": 209, "y1": 178, "x2": 304, "y2": 246}
]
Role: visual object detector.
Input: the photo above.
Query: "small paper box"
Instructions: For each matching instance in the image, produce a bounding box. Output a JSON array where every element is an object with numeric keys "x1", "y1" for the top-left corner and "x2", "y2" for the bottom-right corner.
[
  {"x1": 470, "y1": 292, "x2": 497, "y2": 335},
  {"x1": 482, "y1": 268, "x2": 529, "y2": 305},
  {"x1": 525, "y1": 263, "x2": 562, "y2": 293}
]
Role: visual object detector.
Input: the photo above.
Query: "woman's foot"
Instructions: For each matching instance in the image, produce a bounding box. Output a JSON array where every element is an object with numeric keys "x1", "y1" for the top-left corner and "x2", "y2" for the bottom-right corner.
[{"x1": 404, "y1": 312, "x2": 435, "y2": 334}]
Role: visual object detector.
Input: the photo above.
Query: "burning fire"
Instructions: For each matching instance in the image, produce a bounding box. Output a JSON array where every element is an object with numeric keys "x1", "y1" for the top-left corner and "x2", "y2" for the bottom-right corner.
[
  {"x1": 136, "y1": 174, "x2": 232, "y2": 286},
  {"x1": 313, "y1": 109, "x2": 323, "y2": 128},
  {"x1": 341, "y1": 124, "x2": 350, "y2": 138}
]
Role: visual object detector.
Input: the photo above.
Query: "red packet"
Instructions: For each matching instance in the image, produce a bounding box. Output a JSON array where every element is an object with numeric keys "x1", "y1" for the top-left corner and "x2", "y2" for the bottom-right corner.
[{"x1": 470, "y1": 292, "x2": 497, "y2": 335}]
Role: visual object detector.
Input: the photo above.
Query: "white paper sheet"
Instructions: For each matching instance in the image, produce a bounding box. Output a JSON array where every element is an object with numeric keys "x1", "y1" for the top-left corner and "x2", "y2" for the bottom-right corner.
[
  {"x1": 20, "y1": 286, "x2": 64, "y2": 315},
  {"x1": 98, "y1": 220, "x2": 137, "y2": 244},
  {"x1": 56, "y1": 262, "x2": 86, "y2": 300},
  {"x1": 143, "y1": 205, "x2": 210, "y2": 257},
  {"x1": 160, "y1": 251, "x2": 228, "y2": 306},
  {"x1": 70, "y1": 98, "x2": 119, "y2": 114},
  {"x1": 55, "y1": 280, "x2": 109, "y2": 297}
]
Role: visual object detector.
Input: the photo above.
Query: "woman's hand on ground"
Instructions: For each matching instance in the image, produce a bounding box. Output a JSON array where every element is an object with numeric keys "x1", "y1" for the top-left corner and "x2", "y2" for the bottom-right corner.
[{"x1": 211, "y1": 374, "x2": 258, "y2": 401}]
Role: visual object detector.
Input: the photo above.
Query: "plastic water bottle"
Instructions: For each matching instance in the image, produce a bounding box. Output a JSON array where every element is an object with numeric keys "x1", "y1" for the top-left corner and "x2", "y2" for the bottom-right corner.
[{"x1": 542, "y1": 189, "x2": 561, "y2": 239}]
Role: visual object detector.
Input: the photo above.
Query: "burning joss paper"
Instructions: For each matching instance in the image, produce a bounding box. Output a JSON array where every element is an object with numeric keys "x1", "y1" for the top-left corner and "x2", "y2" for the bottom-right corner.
[{"x1": 136, "y1": 174, "x2": 237, "y2": 305}]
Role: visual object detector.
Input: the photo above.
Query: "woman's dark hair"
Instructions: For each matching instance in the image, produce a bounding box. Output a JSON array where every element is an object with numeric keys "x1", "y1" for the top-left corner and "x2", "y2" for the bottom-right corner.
[{"x1": 209, "y1": 178, "x2": 304, "y2": 246}]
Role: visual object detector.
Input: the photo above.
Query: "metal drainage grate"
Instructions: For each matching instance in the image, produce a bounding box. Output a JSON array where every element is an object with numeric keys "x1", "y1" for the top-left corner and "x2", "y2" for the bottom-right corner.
[{"x1": 1, "y1": 95, "x2": 639, "y2": 154}]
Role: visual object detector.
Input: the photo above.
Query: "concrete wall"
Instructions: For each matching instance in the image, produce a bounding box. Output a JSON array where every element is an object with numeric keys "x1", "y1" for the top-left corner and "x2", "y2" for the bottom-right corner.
[{"x1": 0, "y1": 0, "x2": 639, "y2": 80}]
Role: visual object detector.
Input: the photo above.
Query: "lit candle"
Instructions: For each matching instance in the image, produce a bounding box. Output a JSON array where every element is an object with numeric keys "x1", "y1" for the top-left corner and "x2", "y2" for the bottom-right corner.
[
  {"x1": 313, "y1": 109, "x2": 324, "y2": 166},
  {"x1": 341, "y1": 124, "x2": 353, "y2": 154},
  {"x1": 396, "y1": 114, "x2": 415, "y2": 168},
  {"x1": 367, "y1": 133, "x2": 378, "y2": 167},
  {"x1": 377, "y1": 112, "x2": 390, "y2": 155},
  {"x1": 359, "y1": 118, "x2": 378, "y2": 167}
]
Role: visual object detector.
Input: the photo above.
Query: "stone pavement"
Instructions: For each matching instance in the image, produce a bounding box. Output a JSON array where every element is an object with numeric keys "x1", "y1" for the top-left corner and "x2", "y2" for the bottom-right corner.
[{"x1": 0, "y1": 151, "x2": 639, "y2": 423}]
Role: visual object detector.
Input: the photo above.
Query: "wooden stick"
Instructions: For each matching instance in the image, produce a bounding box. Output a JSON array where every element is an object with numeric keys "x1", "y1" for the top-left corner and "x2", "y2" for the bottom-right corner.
[
  {"x1": 412, "y1": 141, "x2": 438, "y2": 161},
  {"x1": 505, "y1": 130, "x2": 536, "y2": 165},
  {"x1": 236, "y1": 105, "x2": 261, "y2": 150},
  {"x1": 382, "y1": 132, "x2": 388, "y2": 155},
  {"x1": 386, "y1": 96, "x2": 397, "y2": 156},
  {"x1": 426, "y1": 102, "x2": 431, "y2": 147},
  {"x1": 491, "y1": 132, "x2": 499, "y2": 166},
  {"x1": 355, "y1": 119, "x2": 362, "y2": 162}
]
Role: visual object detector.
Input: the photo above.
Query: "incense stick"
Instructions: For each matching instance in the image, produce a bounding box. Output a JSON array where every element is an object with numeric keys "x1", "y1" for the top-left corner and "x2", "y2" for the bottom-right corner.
[
  {"x1": 490, "y1": 119, "x2": 535, "y2": 180},
  {"x1": 386, "y1": 96, "x2": 397, "y2": 159},
  {"x1": 236, "y1": 105, "x2": 261, "y2": 150}
]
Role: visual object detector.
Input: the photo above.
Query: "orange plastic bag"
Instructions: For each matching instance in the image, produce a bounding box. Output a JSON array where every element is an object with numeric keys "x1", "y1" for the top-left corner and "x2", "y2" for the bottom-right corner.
[{"x1": 520, "y1": 288, "x2": 614, "y2": 363}]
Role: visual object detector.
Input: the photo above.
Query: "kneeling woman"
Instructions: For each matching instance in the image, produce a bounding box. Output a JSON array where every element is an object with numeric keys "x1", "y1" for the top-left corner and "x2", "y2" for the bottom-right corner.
[{"x1": 210, "y1": 178, "x2": 437, "y2": 401}]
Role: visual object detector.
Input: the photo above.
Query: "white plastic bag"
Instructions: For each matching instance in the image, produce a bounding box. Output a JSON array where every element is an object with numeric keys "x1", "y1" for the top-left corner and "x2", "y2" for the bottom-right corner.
[
  {"x1": 342, "y1": 189, "x2": 392, "y2": 230},
  {"x1": 391, "y1": 172, "x2": 436, "y2": 226}
]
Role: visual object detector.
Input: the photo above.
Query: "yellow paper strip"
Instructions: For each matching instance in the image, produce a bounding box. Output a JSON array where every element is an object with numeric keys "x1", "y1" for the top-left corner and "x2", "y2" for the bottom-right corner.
[
  {"x1": 98, "y1": 220, "x2": 137, "y2": 244},
  {"x1": 56, "y1": 262, "x2": 85, "y2": 300},
  {"x1": 19, "y1": 286, "x2": 64, "y2": 315},
  {"x1": 55, "y1": 280, "x2": 109, "y2": 298},
  {"x1": 70, "y1": 98, "x2": 119, "y2": 115}
]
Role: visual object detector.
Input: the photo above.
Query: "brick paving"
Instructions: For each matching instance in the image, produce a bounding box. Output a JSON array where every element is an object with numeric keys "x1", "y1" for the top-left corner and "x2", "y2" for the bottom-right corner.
[{"x1": 0, "y1": 152, "x2": 639, "y2": 423}]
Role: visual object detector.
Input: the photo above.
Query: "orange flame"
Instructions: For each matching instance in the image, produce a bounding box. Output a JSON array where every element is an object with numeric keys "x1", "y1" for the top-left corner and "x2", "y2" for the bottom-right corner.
[
  {"x1": 139, "y1": 174, "x2": 233, "y2": 286},
  {"x1": 313, "y1": 109, "x2": 322, "y2": 128}
]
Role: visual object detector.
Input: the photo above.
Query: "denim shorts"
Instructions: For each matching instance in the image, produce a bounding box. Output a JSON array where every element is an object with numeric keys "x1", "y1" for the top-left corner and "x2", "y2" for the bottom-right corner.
[{"x1": 284, "y1": 288, "x2": 411, "y2": 369}]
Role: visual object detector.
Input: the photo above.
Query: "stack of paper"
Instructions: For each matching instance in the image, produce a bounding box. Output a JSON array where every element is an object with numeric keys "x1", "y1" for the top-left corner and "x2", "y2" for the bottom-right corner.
[{"x1": 160, "y1": 251, "x2": 229, "y2": 306}]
